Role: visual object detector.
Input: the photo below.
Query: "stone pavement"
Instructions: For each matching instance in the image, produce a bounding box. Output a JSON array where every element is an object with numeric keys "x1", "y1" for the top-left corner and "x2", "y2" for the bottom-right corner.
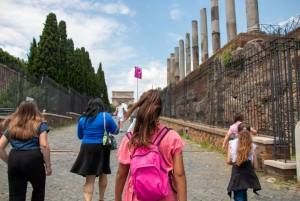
[{"x1": 1, "y1": 119, "x2": 300, "y2": 201}]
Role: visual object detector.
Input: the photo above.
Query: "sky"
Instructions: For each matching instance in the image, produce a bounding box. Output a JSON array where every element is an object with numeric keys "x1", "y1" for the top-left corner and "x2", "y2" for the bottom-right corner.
[{"x1": 1, "y1": 0, "x2": 300, "y2": 103}]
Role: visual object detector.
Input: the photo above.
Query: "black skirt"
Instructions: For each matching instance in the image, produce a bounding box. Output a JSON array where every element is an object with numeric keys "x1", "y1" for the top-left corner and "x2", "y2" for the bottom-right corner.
[
  {"x1": 227, "y1": 161, "x2": 261, "y2": 198},
  {"x1": 70, "y1": 143, "x2": 111, "y2": 176}
]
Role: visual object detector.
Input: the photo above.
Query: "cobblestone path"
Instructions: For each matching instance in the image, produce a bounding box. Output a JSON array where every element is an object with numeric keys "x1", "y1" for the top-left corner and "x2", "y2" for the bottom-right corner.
[{"x1": 0, "y1": 120, "x2": 299, "y2": 200}]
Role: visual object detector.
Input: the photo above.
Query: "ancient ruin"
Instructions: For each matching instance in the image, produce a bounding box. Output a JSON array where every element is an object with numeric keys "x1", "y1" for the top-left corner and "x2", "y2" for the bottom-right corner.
[{"x1": 111, "y1": 91, "x2": 134, "y2": 106}]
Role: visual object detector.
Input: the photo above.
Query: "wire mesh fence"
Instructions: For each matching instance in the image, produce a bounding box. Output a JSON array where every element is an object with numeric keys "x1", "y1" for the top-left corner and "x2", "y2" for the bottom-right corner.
[{"x1": 0, "y1": 59, "x2": 112, "y2": 117}]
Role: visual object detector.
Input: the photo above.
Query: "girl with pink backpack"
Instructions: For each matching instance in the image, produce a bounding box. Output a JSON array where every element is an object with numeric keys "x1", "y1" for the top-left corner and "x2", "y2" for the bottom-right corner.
[{"x1": 115, "y1": 89, "x2": 187, "y2": 201}]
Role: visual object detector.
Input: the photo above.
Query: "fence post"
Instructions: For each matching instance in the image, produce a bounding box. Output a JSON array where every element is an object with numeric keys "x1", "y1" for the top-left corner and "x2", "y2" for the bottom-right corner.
[{"x1": 295, "y1": 121, "x2": 300, "y2": 182}]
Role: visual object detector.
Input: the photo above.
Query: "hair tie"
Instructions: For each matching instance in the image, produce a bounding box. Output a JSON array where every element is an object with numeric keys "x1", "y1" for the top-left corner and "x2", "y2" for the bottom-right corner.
[{"x1": 243, "y1": 127, "x2": 248, "y2": 130}]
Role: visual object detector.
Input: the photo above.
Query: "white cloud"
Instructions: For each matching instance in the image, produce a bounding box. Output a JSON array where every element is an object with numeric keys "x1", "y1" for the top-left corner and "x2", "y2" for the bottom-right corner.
[
  {"x1": 108, "y1": 60, "x2": 167, "y2": 102},
  {"x1": 278, "y1": 16, "x2": 296, "y2": 27},
  {"x1": 101, "y1": 2, "x2": 136, "y2": 16},
  {"x1": 170, "y1": 4, "x2": 184, "y2": 20},
  {"x1": 167, "y1": 32, "x2": 183, "y2": 42},
  {"x1": 0, "y1": 0, "x2": 136, "y2": 70},
  {"x1": 0, "y1": 0, "x2": 166, "y2": 104}
]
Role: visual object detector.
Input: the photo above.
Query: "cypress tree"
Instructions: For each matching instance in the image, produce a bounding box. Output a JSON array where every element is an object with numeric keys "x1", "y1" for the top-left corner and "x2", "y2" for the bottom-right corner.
[
  {"x1": 27, "y1": 38, "x2": 37, "y2": 75},
  {"x1": 66, "y1": 38, "x2": 75, "y2": 88},
  {"x1": 96, "y1": 63, "x2": 109, "y2": 105},
  {"x1": 58, "y1": 20, "x2": 68, "y2": 87},
  {"x1": 34, "y1": 12, "x2": 59, "y2": 79}
]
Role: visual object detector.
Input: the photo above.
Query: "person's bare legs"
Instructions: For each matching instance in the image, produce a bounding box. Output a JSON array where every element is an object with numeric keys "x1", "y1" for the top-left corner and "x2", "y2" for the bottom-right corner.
[
  {"x1": 98, "y1": 174, "x2": 108, "y2": 201},
  {"x1": 84, "y1": 175, "x2": 96, "y2": 201},
  {"x1": 118, "y1": 121, "x2": 123, "y2": 132}
]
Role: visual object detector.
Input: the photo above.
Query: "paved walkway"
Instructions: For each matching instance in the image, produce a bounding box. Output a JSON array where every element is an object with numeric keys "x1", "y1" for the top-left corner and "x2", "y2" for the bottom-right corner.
[{"x1": 1, "y1": 120, "x2": 300, "y2": 201}]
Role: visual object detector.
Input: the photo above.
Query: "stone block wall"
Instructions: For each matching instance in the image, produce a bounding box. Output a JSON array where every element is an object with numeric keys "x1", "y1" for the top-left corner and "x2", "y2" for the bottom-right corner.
[
  {"x1": 0, "y1": 112, "x2": 81, "y2": 137},
  {"x1": 66, "y1": 112, "x2": 82, "y2": 123},
  {"x1": 160, "y1": 116, "x2": 280, "y2": 172}
]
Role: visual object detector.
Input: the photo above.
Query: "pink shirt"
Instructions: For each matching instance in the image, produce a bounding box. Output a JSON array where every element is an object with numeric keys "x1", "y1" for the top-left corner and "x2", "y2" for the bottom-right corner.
[
  {"x1": 228, "y1": 122, "x2": 242, "y2": 137},
  {"x1": 117, "y1": 124, "x2": 185, "y2": 201}
]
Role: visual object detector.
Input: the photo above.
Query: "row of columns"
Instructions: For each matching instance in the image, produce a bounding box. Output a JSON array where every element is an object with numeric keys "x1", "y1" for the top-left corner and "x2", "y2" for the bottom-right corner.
[{"x1": 167, "y1": 0, "x2": 260, "y2": 86}]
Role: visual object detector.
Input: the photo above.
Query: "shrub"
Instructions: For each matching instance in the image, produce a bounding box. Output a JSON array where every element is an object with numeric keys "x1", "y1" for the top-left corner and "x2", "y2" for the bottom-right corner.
[
  {"x1": 230, "y1": 43, "x2": 238, "y2": 51},
  {"x1": 222, "y1": 50, "x2": 232, "y2": 67},
  {"x1": 213, "y1": 54, "x2": 221, "y2": 62}
]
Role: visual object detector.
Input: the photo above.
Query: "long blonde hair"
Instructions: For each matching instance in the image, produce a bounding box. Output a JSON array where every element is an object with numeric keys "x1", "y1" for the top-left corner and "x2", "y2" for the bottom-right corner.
[
  {"x1": 236, "y1": 122, "x2": 252, "y2": 166},
  {"x1": 0, "y1": 101, "x2": 44, "y2": 140},
  {"x1": 123, "y1": 89, "x2": 162, "y2": 149}
]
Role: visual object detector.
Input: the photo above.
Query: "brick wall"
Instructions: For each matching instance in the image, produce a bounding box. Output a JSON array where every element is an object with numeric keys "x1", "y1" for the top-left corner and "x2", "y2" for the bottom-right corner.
[
  {"x1": 0, "y1": 112, "x2": 82, "y2": 137},
  {"x1": 160, "y1": 116, "x2": 279, "y2": 171}
]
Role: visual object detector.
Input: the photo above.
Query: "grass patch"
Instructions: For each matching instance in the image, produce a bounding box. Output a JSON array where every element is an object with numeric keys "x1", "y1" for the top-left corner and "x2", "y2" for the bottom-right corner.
[{"x1": 180, "y1": 134, "x2": 227, "y2": 156}]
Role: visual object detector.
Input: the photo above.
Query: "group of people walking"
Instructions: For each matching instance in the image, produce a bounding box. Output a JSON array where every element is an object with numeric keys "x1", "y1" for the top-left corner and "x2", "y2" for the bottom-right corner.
[{"x1": 0, "y1": 89, "x2": 260, "y2": 201}]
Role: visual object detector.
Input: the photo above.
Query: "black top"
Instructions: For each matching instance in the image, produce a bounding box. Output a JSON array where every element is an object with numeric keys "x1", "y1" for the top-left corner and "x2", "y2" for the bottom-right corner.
[{"x1": 227, "y1": 161, "x2": 261, "y2": 197}]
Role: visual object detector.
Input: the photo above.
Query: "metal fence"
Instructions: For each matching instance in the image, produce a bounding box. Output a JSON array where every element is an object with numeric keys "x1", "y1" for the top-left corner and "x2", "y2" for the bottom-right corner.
[
  {"x1": 161, "y1": 26, "x2": 300, "y2": 161},
  {"x1": 0, "y1": 58, "x2": 112, "y2": 116}
]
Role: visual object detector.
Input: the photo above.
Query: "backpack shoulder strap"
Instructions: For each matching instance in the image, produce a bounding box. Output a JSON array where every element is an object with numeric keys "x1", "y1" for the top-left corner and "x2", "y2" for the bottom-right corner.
[
  {"x1": 126, "y1": 131, "x2": 132, "y2": 140},
  {"x1": 125, "y1": 126, "x2": 171, "y2": 145},
  {"x1": 152, "y1": 126, "x2": 171, "y2": 146}
]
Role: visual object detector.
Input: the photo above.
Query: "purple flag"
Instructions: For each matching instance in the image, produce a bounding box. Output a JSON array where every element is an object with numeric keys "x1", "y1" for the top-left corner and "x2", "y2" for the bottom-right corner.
[{"x1": 134, "y1": 66, "x2": 142, "y2": 79}]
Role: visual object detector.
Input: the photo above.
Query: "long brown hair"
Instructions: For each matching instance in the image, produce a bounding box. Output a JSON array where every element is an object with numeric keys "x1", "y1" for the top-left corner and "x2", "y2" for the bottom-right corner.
[
  {"x1": 236, "y1": 122, "x2": 252, "y2": 166},
  {"x1": 0, "y1": 101, "x2": 44, "y2": 140},
  {"x1": 123, "y1": 89, "x2": 162, "y2": 148}
]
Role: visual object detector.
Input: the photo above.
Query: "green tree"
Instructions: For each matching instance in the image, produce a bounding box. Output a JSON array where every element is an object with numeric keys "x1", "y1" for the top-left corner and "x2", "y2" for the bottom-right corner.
[
  {"x1": 27, "y1": 38, "x2": 37, "y2": 75},
  {"x1": 0, "y1": 48, "x2": 27, "y2": 69},
  {"x1": 66, "y1": 38, "x2": 75, "y2": 88},
  {"x1": 34, "y1": 12, "x2": 59, "y2": 80},
  {"x1": 58, "y1": 20, "x2": 68, "y2": 87},
  {"x1": 96, "y1": 63, "x2": 109, "y2": 104}
]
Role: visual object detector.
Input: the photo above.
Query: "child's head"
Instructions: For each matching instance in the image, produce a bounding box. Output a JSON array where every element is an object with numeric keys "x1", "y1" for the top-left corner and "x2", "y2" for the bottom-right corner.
[
  {"x1": 128, "y1": 89, "x2": 162, "y2": 148},
  {"x1": 238, "y1": 122, "x2": 250, "y2": 132},
  {"x1": 236, "y1": 122, "x2": 253, "y2": 166},
  {"x1": 233, "y1": 113, "x2": 244, "y2": 123}
]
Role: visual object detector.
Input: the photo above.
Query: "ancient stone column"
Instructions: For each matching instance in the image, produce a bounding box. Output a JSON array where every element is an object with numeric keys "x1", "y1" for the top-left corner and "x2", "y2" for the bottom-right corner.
[
  {"x1": 192, "y1": 20, "x2": 199, "y2": 69},
  {"x1": 185, "y1": 33, "x2": 191, "y2": 75},
  {"x1": 245, "y1": 0, "x2": 260, "y2": 32},
  {"x1": 174, "y1": 47, "x2": 180, "y2": 84},
  {"x1": 226, "y1": 0, "x2": 237, "y2": 41},
  {"x1": 167, "y1": 58, "x2": 170, "y2": 86},
  {"x1": 179, "y1": 40, "x2": 185, "y2": 80},
  {"x1": 170, "y1": 53, "x2": 175, "y2": 84},
  {"x1": 211, "y1": 0, "x2": 221, "y2": 54},
  {"x1": 200, "y1": 8, "x2": 208, "y2": 62}
]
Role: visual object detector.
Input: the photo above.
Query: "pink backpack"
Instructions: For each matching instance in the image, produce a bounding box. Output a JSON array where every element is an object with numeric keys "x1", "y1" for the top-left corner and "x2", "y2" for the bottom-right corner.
[{"x1": 126, "y1": 126, "x2": 171, "y2": 201}]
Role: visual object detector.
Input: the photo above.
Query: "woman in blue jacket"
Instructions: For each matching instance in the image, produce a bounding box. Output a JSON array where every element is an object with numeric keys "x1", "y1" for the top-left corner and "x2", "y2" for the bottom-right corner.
[{"x1": 70, "y1": 98, "x2": 119, "y2": 201}]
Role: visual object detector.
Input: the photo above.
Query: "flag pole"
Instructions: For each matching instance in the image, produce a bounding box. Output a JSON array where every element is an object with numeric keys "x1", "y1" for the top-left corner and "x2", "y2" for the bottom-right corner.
[{"x1": 137, "y1": 78, "x2": 138, "y2": 102}]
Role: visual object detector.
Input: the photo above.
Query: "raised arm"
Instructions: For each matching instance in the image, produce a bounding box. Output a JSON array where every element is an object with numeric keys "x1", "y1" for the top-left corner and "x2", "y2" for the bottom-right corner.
[
  {"x1": 251, "y1": 127, "x2": 258, "y2": 136},
  {"x1": 222, "y1": 132, "x2": 232, "y2": 150}
]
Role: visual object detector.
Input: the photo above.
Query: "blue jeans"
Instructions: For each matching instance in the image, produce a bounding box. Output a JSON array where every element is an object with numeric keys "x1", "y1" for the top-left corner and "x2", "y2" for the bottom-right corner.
[{"x1": 234, "y1": 189, "x2": 248, "y2": 201}]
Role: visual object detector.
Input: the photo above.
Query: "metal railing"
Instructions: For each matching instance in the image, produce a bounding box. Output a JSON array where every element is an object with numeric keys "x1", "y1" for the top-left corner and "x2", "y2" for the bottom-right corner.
[
  {"x1": 0, "y1": 59, "x2": 112, "y2": 116},
  {"x1": 161, "y1": 30, "x2": 300, "y2": 162},
  {"x1": 260, "y1": 15, "x2": 300, "y2": 35}
]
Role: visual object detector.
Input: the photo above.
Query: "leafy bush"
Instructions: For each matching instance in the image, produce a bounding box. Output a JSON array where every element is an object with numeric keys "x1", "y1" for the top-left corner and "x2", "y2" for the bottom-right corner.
[
  {"x1": 213, "y1": 54, "x2": 221, "y2": 62},
  {"x1": 230, "y1": 43, "x2": 238, "y2": 51},
  {"x1": 222, "y1": 50, "x2": 232, "y2": 67}
]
